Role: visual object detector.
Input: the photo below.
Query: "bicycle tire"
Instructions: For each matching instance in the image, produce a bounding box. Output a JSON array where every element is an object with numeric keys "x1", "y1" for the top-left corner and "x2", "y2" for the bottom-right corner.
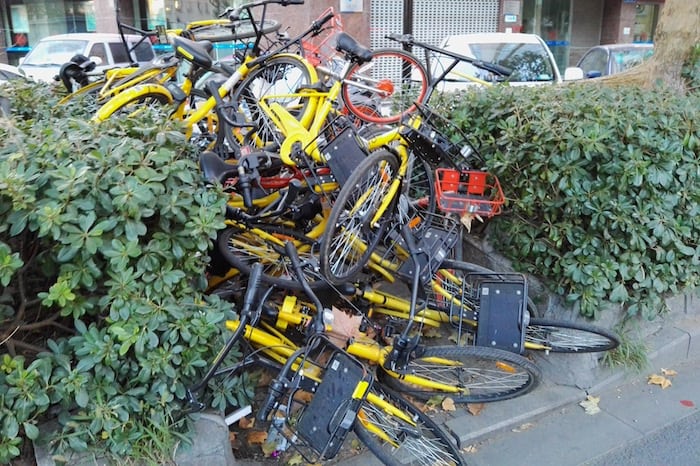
[
  {"x1": 217, "y1": 223, "x2": 327, "y2": 291},
  {"x1": 95, "y1": 87, "x2": 173, "y2": 121},
  {"x1": 359, "y1": 124, "x2": 436, "y2": 215},
  {"x1": 378, "y1": 345, "x2": 540, "y2": 403},
  {"x1": 229, "y1": 54, "x2": 318, "y2": 148},
  {"x1": 354, "y1": 383, "x2": 464, "y2": 466},
  {"x1": 188, "y1": 19, "x2": 281, "y2": 42},
  {"x1": 525, "y1": 318, "x2": 620, "y2": 353},
  {"x1": 319, "y1": 149, "x2": 399, "y2": 285},
  {"x1": 342, "y1": 47, "x2": 428, "y2": 125}
]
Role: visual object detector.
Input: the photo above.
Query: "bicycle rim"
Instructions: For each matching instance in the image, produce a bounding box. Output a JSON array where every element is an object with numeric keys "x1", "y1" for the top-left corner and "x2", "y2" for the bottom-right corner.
[
  {"x1": 342, "y1": 48, "x2": 428, "y2": 125},
  {"x1": 217, "y1": 223, "x2": 326, "y2": 291},
  {"x1": 97, "y1": 90, "x2": 172, "y2": 120},
  {"x1": 230, "y1": 55, "x2": 317, "y2": 148},
  {"x1": 354, "y1": 384, "x2": 464, "y2": 466},
  {"x1": 525, "y1": 318, "x2": 620, "y2": 353},
  {"x1": 378, "y1": 345, "x2": 540, "y2": 403},
  {"x1": 320, "y1": 149, "x2": 399, "y2": 284}
]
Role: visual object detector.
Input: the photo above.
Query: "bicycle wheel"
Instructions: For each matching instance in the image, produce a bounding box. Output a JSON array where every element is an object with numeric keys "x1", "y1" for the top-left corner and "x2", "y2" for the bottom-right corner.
[
  {"x1": 230, "y1": 54, "x2": 318, "y2": 148},
  {"x1": 217, "y1": 223, "x2": 327, "y2": 291},
  {"x1": 359, "y1": 124, "x2": 435, "y2": 215},
  {"x1": 378, "y1": 345, "x2": 540, "y2": 403},
  {"x1": 319, "y1": 149, "x2": 399, "y2": 285},
  {"x1": 342, "y1": 48, "x2": 428, "y2": 125},
  {"x1": 354, "y1": 384, "x2": 464, "y2": 466},
  {"x1": 95, "y1": 87, "x2": 173, "y2": 121},
  {"x1": 525, "y1": 318, "x2": 620, "y2": 353},
  {"x1": 187, "y1": 19, "x2": 281, "y2": 42}
]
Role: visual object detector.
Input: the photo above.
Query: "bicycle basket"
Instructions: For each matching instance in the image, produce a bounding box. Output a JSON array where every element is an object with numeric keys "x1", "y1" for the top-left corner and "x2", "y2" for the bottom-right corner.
[
  {"x1": 435, "y1": 168, "x2": 505, "y2": 217},
  {"x1": 270, "y1": 335, "x2": 372, "y2": 462},
  {"x1": 377, "y1": 211, "x2": 461, "y2": 286},
  {"x1": 301, "y1": 7, "x2": 343, "y2": 67}
]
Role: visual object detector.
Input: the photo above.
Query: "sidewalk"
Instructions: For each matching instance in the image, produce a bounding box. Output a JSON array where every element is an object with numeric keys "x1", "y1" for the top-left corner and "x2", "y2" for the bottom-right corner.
[{"x1": 335, "y1": 295, "x2": 700, "y2": 466}]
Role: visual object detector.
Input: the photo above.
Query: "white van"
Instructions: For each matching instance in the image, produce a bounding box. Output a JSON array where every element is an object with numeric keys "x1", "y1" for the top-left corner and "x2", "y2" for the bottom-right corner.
[{"x1": 18, "y1": 33, "x2": 156, "y2": 83}]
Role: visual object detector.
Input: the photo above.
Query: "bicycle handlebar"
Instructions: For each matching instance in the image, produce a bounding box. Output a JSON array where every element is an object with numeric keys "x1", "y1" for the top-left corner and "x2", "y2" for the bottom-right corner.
[
  {"x1": 386, "y1": 33, "x2": 513, "y2": 77},
  {"x1": 311, "y1": 11, "x2": 336, "y2": 35}
]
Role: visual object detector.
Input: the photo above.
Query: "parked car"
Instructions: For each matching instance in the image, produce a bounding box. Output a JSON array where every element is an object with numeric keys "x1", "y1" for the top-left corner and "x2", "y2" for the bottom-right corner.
[
  {"x1": 18, "y1": 33, "x2": 156, "y2": 83},
  {"x1": 564, "y1": 43, "x2": 653, "y2": 80},
  {"x1": 0, "y1": 63, "x2": 25, "y2": 83},
  {"x1": 431, "y1": 32, "x2": 562, "y2": 91}
]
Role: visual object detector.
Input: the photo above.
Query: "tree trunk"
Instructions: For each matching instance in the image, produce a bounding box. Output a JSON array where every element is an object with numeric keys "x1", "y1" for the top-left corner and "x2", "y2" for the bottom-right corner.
[
  {"x1": 600, "y1": 0, "x2": 699, "y2": 91},
  {"x1": 645, "y1": 0, "x2": 700, "y2": 91}
]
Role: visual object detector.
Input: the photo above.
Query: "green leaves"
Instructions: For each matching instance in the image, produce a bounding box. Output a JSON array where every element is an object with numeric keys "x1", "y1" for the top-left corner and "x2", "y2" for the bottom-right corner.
[
  {"x1": 437, "y1": 83, "x2": 700, "y2": 320},
  {"x1": 0, "y1": 81, "x2": 234, "y2": 463}
]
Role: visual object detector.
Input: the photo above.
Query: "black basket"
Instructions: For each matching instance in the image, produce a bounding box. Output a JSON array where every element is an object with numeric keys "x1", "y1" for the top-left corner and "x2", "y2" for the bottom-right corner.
[
  {"x1": 427, "y1": 270, "x2": 527, "y2": 352},
  {"x1": 377, "y1": 211, "x2": 461, "y2": 286},
  {"x1": 269, "y1": 334, "x2": 372, "y2": 462}
]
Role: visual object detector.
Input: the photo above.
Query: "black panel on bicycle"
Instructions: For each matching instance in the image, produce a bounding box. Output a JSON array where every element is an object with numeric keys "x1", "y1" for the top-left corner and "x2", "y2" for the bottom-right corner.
[
  {"x1": 401, "y1": 120, "x2": 477, "y2": 170},
  {"x1": 321, "y1": 128, "x2": 368, "y2": 187},
  {"x1": 396, "y1": 226, "x2": 459, "y2": 285},
  {"x1": 475, "y1": 275, "x2": 527, "y2": 354},
  {"x1": 296, "y1": 349, "x2": 369, "y2": 458}
]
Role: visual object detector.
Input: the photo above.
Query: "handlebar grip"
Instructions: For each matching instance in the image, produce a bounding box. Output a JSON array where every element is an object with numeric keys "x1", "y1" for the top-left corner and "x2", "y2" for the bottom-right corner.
[
  {"x1": 240, "y1": 262, "x2": 263, "y2": 316},
  {"x1": 237, "y1": 165, "x2": 254, "y2": 209},
  {"x1": 474, "y1": 60, "x2": 512, "y2": 77},
  {"x1": 281, "y1": 0, "x2": 304, "y2": 4},
  {"x1": 312, "y1": 11, "x2": 336, "y2": 32},
  {"x1": 280, "y1": 179, "x2": 302, "y2": 210},
  {"x1": 386, "y1": 33, "x2": 413, "y2": 44},
  {"x1": 257, "y1": 379, "x2": 285, "y2": 421}
]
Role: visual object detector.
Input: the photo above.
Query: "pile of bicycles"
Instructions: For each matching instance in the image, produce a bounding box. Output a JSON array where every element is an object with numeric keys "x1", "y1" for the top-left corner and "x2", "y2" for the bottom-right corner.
[{"x1": 60, "y1": 1, "x2": 621, "y2": 464}]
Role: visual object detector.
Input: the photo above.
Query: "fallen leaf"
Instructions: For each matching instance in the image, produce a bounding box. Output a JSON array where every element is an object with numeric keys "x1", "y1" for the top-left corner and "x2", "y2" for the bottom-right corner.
[
  {"x1": 648, "y1": 373, "x2": 672, "y2": 389},
  {"x1": 261, "y1": 439, "x2": 277, "y2": 457},
  {"x1": 512, "y1": 422, "x2": 535, "y2": 433},
  {"x1": 579, "y1": 395, "x2": 601, "y2": 415},
  {"x1": 293, "y1": 390, "x2": 314, "y2": 403},
  {"x1": 238, "y1": 416, "x2": 255, "y2": 429},
  {"x1": 286, "y1": 452, "x2": 304, "y2": 465},
  {"x1": 462, "y1": 444, "x2": 478, "y2": 453},
  {"x1": 460, "y1": 212, "x2": 484, "y2": 233},
  {"x1": 680, "y1": 400, "x2": 695, "y2": 408},
  {"x1": 661, "y1": 368, "x2": 678, "y2": 377},
  {"x1": 422, "y1": 326, "x2": 443, "y2": 339},
  {"x1": 467, "y1": 403, "x2": 485, "y2": 416},
  {"x1": 247, "y1": 430, "x2": 268, "y2": 445},
  {"x1": 425, "y1": 395, "x2": 445, "y2": 412},
  {"x1": 442, "y1": 397, "x2": 456, "y2": 412}
]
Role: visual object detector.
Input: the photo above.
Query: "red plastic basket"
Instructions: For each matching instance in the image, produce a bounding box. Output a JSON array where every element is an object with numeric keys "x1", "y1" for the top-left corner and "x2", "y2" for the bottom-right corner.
[
  {"x1": 301, "y1": 7, "x2": 343, "y2": 67},
  {"x1": 435, "y1": 168, "x2": 505, "y2": 217}
]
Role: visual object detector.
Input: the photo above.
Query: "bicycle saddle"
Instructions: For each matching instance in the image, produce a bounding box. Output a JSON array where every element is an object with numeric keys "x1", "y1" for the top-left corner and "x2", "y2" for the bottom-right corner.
[
  {"x1": 172, "y1": 36, "x2": 214, "y2": 69},
  {"x1": 335, "y1": 32, "x2": 373, "y2": 64}
]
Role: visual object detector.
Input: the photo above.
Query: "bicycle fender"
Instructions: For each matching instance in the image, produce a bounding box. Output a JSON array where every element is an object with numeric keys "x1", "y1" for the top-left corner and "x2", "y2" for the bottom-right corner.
[{"x1": 94, "y1": 83, "x2": 173, "y2": 122}]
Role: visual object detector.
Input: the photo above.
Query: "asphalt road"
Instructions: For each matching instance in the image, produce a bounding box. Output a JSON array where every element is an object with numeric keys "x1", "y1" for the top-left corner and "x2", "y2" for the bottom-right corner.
[{"x1": 584, "y1": 410, "x2": 700, "y2": 466}]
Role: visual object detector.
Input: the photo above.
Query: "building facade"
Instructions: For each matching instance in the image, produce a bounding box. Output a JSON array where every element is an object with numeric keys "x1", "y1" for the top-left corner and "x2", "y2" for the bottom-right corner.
[{"x1": 1, "y1": 0, "x2": 664, "y2": 70}]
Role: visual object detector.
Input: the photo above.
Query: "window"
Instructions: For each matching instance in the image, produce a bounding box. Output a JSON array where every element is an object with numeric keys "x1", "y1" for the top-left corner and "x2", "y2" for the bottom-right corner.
[
  {"x1": 578, "y1": 49, "x2": 608, "y2": 78},
  {"x1": 87, "y1": 42, "x2": 107, "y2": 63}
]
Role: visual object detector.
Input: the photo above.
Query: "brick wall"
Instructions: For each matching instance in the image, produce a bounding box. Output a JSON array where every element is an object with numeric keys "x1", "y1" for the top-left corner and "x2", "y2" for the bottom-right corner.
[{"x1": 266, "y1": 0, "x2": 370, "y2": 45}]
